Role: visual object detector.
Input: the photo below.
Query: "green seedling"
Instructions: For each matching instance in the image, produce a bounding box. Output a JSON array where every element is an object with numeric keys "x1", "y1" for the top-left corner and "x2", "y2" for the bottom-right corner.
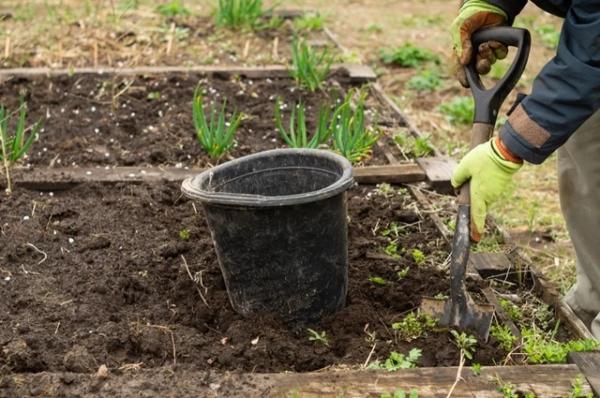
[
  {"x1": 179, "y1": 228, "x2": 190, "y2": 240},
  {"x1": 331, "y1": 91, "x2": 380, "y2": 163},
  {"x1": 393, "y1": 132, "x2": 433, "y2": 158},
  {"x1": 289, "y1": 38, "x2": 333, "y2": 91},
  {"x1": 490, "y1": 324, "x2": 517, "y2": 352},
  {"x1": 215, "y1": 0, "x2": 263, "y2": 29},
  {"x1": 380, "y1": 44, "x2": 439, "y2": 68},
  {"x1": 369, "y1": 348, "x2": 422, "y2": 371},
  {"x1": 382, "y1": 222, "x2": 407, "y2": 239},
  {"x1": 192, "y1": 86, "x2": 242, "y2": 159},
  {"x1": 411, "y1": 249, "x2": 426, "y2": 265},
  {"x1": 384, "y1": 242, "x2": 401, "y2": 259},
  {"x1": 392, "y1": 311, "x2": 437, "y2": 342},
  {"x1": 499, "y1": 299, "x2": 523, "y2": 322},
  {"x1": 369, "y1": 276, "x2": 387, "y2": 286},
  {"x1": 380, "y1": 390, "x2": 419, "y2": 398},
  {"x1": 521, "y1": 325, "x2": 599, "y2": 364},
  {"x1": 407, "y1": 69, "x2": 442, "y2": 92},
  {"x1": 274, "y1": 99, "x2": 332, "y2": 148},
  {"x1": 471, "y1": 362, "x2": 482, "y2": 376},
  {"x1": 397, "y1": 267, "x2": 410, "y2": 280},
  {"x1": 0, "y1": 101, "x2": 41, "y2": 194},
  {"x1": 307, "y1": 328, "x2": 329, "y2": 346},
  {"x1": 156, "y1": 0, "x2": 190, "y2": 17},
  {"x1": 570, "y1": 375, "x2": 593, "y2": 398},
  {"x1": 376, "y1": 182, "x2": 395, "y2": 197},
  {"x1": 147, "y1": 91, "x2": 161, "y2": 100},
  {"x1": 497, "y1": 382, "x2": 519, "y2": 398},
  {"x1": 293, "y1": 13, "x2": 325, "y2": 31},
  {"x1": 451, "y1": 330, "x2": 477, "y2": 360},
  {"x1": 438, "y1": 96, "x2": 474, "y2": 125}
]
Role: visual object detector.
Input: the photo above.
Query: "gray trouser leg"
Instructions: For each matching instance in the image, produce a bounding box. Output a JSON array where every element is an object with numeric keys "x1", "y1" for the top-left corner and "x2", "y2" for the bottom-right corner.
[{"x1": 559, "y1": 109, "x2": 600, "y2": 339}]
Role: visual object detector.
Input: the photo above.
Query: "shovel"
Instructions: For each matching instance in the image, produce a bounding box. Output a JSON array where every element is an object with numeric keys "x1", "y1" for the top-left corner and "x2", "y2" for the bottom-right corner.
[{"x1": 421, "y1": 27, "x2": 531, "y2": 341}]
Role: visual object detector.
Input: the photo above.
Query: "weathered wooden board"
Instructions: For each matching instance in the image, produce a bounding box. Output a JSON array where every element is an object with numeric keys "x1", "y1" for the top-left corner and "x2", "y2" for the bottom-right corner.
[
  {"x1": 468, "y1": 252, "x2": 514, "y2": 279},
  {"x1": 3, "y1": 365, "x2": 591, "y2": 397},
  {"x1": 416, "y1": 156, "x2": 457, "y2": 194},
  {"x1": 10, "y1": 163, "x2": 428, "y2": 191},
  {"x1": 0, "y1": 64, "x2": 377, "y2": 83},
  {"x1": 569, "y1": 352, "x2": 600, "y2": 397}
]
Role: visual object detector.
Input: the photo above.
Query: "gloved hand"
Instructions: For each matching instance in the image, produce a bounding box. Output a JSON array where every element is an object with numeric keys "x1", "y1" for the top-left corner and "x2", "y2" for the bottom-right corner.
[
  {"x1": 451, "y1": 0, "x2": 509, "y2": 87},
  {"x1": 451, "y1": 137, "x2": 522, "y2": 239}
]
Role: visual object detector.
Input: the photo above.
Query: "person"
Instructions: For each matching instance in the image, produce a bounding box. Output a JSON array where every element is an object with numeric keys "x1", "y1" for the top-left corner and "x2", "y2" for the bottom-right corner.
[{"x1": 450, "y1": 0, "x2": 600, "y2": 338}]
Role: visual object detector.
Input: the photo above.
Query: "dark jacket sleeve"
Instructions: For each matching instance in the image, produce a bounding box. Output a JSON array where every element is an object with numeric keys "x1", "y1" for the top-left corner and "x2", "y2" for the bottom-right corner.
[
  {"x1": 488, "y1": 0, "x2": 570, "y2": 22},
  {"x1": 500, "y1": 2, "x2": 600, "y2": 164},
  {"x1": 487, "y1": 0, "x2": 527, "y2": 24}
]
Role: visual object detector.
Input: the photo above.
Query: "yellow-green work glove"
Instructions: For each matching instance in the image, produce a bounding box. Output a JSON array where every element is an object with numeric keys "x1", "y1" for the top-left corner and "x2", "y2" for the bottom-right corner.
[
  {"x1": 451, "y1": 137, "x2": 522, "y2": 237},
  {"x1": 451, "y1": 0, "x2": 509, "y2": 87}
]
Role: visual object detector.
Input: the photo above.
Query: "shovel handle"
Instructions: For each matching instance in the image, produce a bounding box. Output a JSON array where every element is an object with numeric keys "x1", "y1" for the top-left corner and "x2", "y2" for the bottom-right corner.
[{"x1": 466, "y1": 27, "x2": 531, "y2": 126}]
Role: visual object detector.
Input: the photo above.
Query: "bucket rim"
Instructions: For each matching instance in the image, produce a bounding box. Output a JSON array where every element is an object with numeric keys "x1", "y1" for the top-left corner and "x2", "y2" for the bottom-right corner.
[{"x1": 181, "y1": 148, "x2": 354, "y2": 207}]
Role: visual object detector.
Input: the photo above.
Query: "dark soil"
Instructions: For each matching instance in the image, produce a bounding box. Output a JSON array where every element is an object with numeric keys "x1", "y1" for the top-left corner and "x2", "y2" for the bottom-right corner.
[
  {"x1": 0, "y1": 183, "x2": 506, "y2": 378},
  {"x1": 0, "y1": 73, "x2": 404, "y2": 168}
]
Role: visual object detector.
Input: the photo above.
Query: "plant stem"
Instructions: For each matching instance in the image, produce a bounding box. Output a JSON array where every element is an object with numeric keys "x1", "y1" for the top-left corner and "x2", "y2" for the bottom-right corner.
[
  {"x1": 0, "y1": 125, "x2": 12, "y2": 194},
  {"x1": 446, "y1": 351, "x2": 465, "y2": 398}
]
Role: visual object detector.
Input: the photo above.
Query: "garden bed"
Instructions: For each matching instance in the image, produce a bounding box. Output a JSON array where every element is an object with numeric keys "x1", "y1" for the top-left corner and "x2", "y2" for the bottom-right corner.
[
  {"x1": 0, "y1": 69, "x2": 410, "y2": 170},
  {"x1": 0, "y1": 182, "x2": 511, "y2": 376}
]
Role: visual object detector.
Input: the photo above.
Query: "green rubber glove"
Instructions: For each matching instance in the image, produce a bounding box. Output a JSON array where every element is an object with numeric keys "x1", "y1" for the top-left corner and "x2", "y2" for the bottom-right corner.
[
  {"x1": 451, "y1": 0, "x2": 508, "y2": 86},
  {"x1": 451, "y1": 138, "x2": 522, "y2": 236}
]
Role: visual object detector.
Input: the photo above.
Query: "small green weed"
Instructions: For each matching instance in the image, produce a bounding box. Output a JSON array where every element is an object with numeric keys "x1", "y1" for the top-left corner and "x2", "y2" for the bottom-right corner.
[
  {"x1": 522, "y1": 326, "x2": 599, "y2": 364},
  {"x1": 393, "y1": 131, "x2": 433, "y2": 158},
  {"x1": 331, "y1": 90, "x2": 379, "y2": 163},
  {"x1": 471, "y1": 363, "x2": 482, "y2": 376},
  {"x1": 274, "y1": 99, "x2": 332, "y2": 148},
  {"x1": 369, "y1": 276, "x2": 387, "y2": 286},
  {"x1": 392, "y1": 311, "x2": 437, "y2": 342},
  {"x1": 289, "y1": 38, "x2": 333, "y2": 91},
  {"x1": 293, "y1": 13, "x2": 325, "y2": 31},
  {"x1": 397, "y1": 267, "x2": 410, "y2": 280},
  {"x1": 156, "y1": 0, "x2": 190, "y2": 17},
  {"x1": 499, "y1": 299, "x2": 523, "y2": 322},
  {"x1": 179, "y1": 228, "x2": 190, "y2": 240},
  {"x1": 451, "y1": 330, "x2": 477, "y2": 360},
  {"x1": 380, "y1": 390, "x2": 419, "y2": 398},
  {"x1": 384, "y1": 242, "x2": 401, "y2": 259},
  {"x1": 382, "y1": 222, "x2": 407, "y2": 239},
  {"x1": 437, "y1": 96, "x2": 474, "y2": 125},
  {"x1": 411, "y1": 249, "x2": 426, "y2": 265},
  {"x1": 0, "y1": 100, "x2": 41, "y2": 194},
  {"x1": 147, "y1": 91, "x2": 161, "y2": 100},
  {"x1": 369, "y1": 348, "x2": 422, "y2": 371},
  {"x1": 192, "y1": 87, "x2": 242, "y2": 159},
  {"x1": 490, "y1": 324, "x2": 517, "y2": 352},
  {"x1": 380, "y1": 44, "x2": 439, "y2": 68},
  {"x1": 215, "y1": 0, "x2": 264, "y2": 29},
  {"x1": 570, "y1": 375, "x2": 593, "y2": 398},
  {"x1": 307, "y1": 328, "x2": 329, "y2": 346},
  {"x1": 497, "y1": 381, "x2": 519, "y2": 398},
  {"x1": 407, "y1": 69, "x2": 442, "y2": 92}
]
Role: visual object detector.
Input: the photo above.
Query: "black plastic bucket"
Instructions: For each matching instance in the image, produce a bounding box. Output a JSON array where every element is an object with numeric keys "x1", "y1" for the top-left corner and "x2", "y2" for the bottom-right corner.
[{"x1": 181, "y1": 149, "x2": 354, "y2": 323}]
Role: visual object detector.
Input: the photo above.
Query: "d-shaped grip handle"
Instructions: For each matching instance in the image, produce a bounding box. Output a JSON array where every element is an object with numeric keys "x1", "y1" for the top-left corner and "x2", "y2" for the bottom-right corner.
[{"x1": 466, "y1": 27, "x2": 531, "y2": 126}]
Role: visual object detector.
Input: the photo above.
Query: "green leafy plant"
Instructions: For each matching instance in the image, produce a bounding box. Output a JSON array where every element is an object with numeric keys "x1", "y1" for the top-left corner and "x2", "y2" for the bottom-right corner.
[
  {"x1": 382, "y1": 222, "x2": 407, "y2": 239},
  {"x1": 0, "y1": 101, "x2": 41, "y2": 194},
  {"x1": 331, "y1": 91, "x2": 379, "y2": 163},
  {"x1": 380, "y1": 44, "x2": 439, "y2": 67},
  {"x1": 384, "y1": 242, "x2": 401, "y2": 259},
  {"x1": 392, "y1": 132, "x2": 433, "y2": 158},
  {"x1": 499, "y1": 299, "x2": 523, "y2": 322},
  {"x1": 293, "y1": 13, "x2": 325, "y2": 31},
  {"x1": 407, "y1": 69, "x2": 442, "y2": 92},
  {"x1": 274, "y1": 99, "x2": 332, "y2": 148},
  {"x1": 369, "y1": 348, "x2": 422, "y2": 371},
  {"x1": 570, "y1": 375, "x2": 593, "y2": 398},
  {"x1": 289, "y1": 38, "x2": 333, "y2": 91},
  {"x1": 471, "y1": 363, "x2": 482, "y2": 376},
  {"x1": 380, "y1": 390, "x2": 419, "y2": 398},
  {"x1": 192, "y1": 87, "x2": 242, "y2": 159},
  {"x1": 397, "y1": 267, "x2": 410, "y2": 280},
  {"x1": 411, "y1": 249, "x2": 426, "y2": 265},
  {"x1": 307, "y1": 328, "x2": 329, "y2": 346},
  {"x1": 451, "y1": 330, "x2": 477, "y2": 360},
  {"x1": 392, "y1": 311, "x2": 437, "y2": 342},
  {"x1": 179, "y1": 228, "x2": 190, "y2": 240},
  {"x1": 156, "y1": 0, "x2": 190, "y2": 17},
  {"x1": 215, "y1": 0, "x2": 264, "y2": 29},
  {"x1": 497, "y1": 382, "x2": 519, "y2": 398},
  {"x1": 438, "y1": 96, "x2": 474, "y2": 125},
  {"x1": 522, "y1": 325, "x2": 599, "y2": 364},
  {"x1": 369, "y1": 276, "x2": 387, "y2": 286},
  {"x1": 490, "y1": 324, "x2": 517, "y2": 352}
]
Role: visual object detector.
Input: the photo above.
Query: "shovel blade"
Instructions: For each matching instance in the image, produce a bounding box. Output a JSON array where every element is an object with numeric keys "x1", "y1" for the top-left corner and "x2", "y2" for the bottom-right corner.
[{"x1": 421, "y1": 297, "x2": 494, "y2": 341}]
